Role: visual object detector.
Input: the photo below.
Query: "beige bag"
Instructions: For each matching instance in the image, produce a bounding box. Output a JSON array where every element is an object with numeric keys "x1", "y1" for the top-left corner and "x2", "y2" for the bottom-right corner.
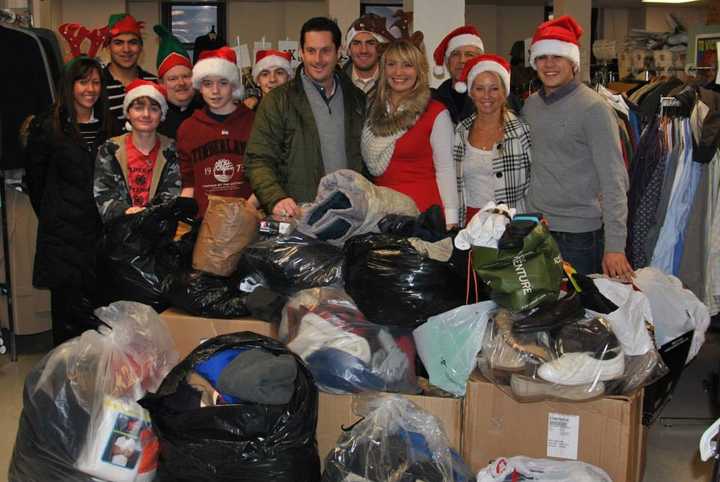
[{"x1": 192, "y1": 195, "x2": 259, "y2": 276}]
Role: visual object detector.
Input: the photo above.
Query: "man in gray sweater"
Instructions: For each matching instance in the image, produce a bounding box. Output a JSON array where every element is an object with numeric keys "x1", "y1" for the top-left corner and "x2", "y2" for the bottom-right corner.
[{"x1": 522, "y1": 15, "x2": 633, "y2": 279}]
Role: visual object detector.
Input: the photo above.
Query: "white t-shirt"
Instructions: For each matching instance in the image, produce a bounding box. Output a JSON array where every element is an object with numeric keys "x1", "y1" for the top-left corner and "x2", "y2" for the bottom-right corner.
[{"x1": 463, "y1": 142, "x2": 496, "y2": 209}]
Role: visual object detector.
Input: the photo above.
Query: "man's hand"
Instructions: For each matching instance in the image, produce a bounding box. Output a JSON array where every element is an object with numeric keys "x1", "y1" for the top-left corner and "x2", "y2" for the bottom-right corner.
[
  {"x1": 272, "y1": 197, "x2": 299, "y2": 217},
  {"x1": 125, "y1": 206, "x2": 145, "y2": 215},
  {"x1": 602, "y1": 252, "x2": 634, "y2": 281}
]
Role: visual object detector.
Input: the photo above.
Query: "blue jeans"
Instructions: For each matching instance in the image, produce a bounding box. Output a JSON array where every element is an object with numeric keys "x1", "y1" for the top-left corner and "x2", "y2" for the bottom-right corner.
[{"x1": 550, "y1": 229, "x2": 604, "y2": 275}]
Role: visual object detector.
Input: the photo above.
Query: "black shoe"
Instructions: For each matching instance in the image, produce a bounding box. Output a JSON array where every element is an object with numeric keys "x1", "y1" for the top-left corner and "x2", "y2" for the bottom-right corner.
[
  {"x1": 512, "y1": 290, "x2": 585, "y2": 334},
  {"x1": 574, "y1": 273, "x2": 619, "y2": 314},
  {"x1": 553, "y1": 317, "x2": 621, "y2": 360}
]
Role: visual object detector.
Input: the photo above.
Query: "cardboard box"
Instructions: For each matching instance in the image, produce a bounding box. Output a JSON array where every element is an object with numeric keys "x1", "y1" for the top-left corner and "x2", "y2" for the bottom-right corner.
[
  {"x1": 462, "y1": 376, "x2": 645, "y2": 482},
  {"x1": 0, "y1": 188, "x2": 51, "y2": 335},
  {"x1": 160, "y1": 308, "x2": 278, "y2": 358},
  {"x1": 317, "y1": 392, "x2": 463, "y2": 466}
]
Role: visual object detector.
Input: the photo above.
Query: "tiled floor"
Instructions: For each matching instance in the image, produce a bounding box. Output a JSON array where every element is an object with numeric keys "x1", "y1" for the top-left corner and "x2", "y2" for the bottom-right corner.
[{"x1": 1, "y1": 331, "x2": 719, "y2": 481}]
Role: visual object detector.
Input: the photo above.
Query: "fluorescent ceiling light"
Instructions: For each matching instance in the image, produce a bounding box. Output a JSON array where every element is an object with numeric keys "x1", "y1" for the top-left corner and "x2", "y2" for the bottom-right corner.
[{"x1": 641, "y1": 0, "x2": 700, "y2": 3}]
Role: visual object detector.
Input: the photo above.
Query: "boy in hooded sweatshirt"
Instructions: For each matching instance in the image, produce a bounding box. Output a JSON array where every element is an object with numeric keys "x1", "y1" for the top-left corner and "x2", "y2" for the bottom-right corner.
[{"x1": 177, "y1": 47, "x2": 257, "y2": 217}]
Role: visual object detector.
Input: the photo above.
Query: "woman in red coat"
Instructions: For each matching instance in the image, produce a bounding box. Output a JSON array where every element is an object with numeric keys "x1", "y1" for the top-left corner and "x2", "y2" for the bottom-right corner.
[{"x1": 361, "y1": 39, "x2": 459, "y2": 228}]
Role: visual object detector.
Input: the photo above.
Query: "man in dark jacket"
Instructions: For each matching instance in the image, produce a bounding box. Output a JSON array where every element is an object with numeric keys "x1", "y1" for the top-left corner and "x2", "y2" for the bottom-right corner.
[
  {"x1": 246, "y1": 17, "x2": 366, "y2": 217},
  {"x1": 430, "y1": 26, "x2": 484, "y2": 124}
]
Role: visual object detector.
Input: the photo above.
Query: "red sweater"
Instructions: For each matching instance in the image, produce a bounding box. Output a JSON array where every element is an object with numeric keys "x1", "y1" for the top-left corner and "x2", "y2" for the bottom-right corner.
[
  {"x1": 374, "y1": 100, "x2": 445, "y2": 213},
  {"x1": 177, "y1": 105, "x2": 255, "y2": 217}
]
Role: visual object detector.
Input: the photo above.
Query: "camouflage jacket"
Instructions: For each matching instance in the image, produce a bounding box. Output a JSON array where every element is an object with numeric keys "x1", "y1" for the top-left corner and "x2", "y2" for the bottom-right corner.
[{"x1": 94, "y1": 133, "x2": 181, "y2": 224}]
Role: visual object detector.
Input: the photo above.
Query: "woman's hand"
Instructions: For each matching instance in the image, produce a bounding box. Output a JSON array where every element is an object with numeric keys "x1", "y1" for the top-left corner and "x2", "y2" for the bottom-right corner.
[{"x1": 125, "y1": 206, "x2": 145, "y2": 215}]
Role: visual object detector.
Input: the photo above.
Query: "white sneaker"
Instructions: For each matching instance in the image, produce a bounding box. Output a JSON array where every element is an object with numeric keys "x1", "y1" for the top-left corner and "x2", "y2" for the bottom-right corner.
[{"x1": 537, "y1": 351, "x2": 625, "y2": 386}]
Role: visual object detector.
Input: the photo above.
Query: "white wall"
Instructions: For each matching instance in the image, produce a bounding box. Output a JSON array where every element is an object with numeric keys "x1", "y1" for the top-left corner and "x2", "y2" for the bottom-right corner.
[
  {"x1": 466, "y1": 4, "x2": 543, "y2": 59},
  {"x1": 414, "y1": 0, "x2": 465, "y2": 88}
]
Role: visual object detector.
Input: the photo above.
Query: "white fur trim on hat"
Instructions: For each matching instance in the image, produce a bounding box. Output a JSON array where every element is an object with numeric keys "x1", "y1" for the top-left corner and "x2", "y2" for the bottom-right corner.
[
  {"x1": 446, "y1": 33, "x2": 484, "y2": 61},
  {"x1": 346, "y1": 27, "x2": 389, "y2": 46},
  {"x1": 529, "y1": 38, "x2": 580, "y2": 70},
  {"x1": 192, "y1": 56, "x2": 241, "y2": 90},
  {"x1": 123, "y1": 84, "x2": 168, "y2": 121},
  {"x1": 462, "y1": 60, "x2": 511, "y2": 97},
  {"x1": 252, "y1": 55, "x2": 293, "y2": 83}
]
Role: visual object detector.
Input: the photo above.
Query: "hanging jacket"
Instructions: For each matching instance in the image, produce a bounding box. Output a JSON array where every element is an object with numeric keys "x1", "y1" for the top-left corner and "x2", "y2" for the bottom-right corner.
[{"x1": 25, "y1": 110, "x2": 107, "y2": 289}]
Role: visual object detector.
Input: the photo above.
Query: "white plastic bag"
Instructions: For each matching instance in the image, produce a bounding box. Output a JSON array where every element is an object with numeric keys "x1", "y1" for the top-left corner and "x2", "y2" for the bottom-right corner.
[{"x1": 477, "y1": 456, "x2": 611, "y2": 482}]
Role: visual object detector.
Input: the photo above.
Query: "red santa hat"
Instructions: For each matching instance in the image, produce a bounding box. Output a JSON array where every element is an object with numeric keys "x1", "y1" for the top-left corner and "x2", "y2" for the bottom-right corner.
[
  {"x1": 123, "y1": 79, "x2": 168, "y2": 120},
  {"x1": 192, "y1": 46, "x2": 244, "y2": 98},
  {"x1": 252, "y1": 49, "x2": 293, "y2": 84},
  {"x1": 453, "y1": 54, "x2": 510, "y2": 96},
  {"x1": 432, "y1": 26, "x2": 484, "y2": 76},
  {"x1": 529, "y1": 15, "x2": 583, "y2": 71}
]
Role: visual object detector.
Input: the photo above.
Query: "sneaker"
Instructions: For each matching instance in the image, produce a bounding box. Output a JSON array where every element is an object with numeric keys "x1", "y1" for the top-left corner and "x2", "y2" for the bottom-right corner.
[
  {"x1": 510, "y1": 374, "x2": 605, "y2": 401},
  {"x1": 537, "y1": 351, "x2": 625, "y2": 386}
]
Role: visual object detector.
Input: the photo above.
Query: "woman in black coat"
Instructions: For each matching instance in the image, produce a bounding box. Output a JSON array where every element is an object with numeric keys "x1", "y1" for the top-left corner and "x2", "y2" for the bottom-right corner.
[{"x1": 25, "y1": 56, "x2": 114, "y2": 346}]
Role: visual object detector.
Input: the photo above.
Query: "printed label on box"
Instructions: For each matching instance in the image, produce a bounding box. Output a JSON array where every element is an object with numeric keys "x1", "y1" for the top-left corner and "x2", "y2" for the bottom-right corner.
[{"x1": 547, "y1": 412, "x2": 579, "y2": 460}]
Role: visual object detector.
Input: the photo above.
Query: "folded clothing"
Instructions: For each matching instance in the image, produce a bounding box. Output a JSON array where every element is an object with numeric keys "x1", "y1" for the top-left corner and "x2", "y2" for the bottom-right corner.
[
  {"x1": 287, "y1": 312, "x2": 372, "y2": 363},
  {"x1": 217, "y1": 349, "x2": 297, "y2": 405},
  {"x1": 194, "y1": 347, "x2": 298, "y2": 405}
]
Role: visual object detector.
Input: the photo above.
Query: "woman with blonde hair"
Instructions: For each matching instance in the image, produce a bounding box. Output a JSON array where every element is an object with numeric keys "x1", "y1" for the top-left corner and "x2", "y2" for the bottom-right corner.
[
  {"x1": 452, "y1": 54, "x2": 532, "y2": 226},
  {"x1": 361, "y1": 39, "x2": 459, "y2": 229}
]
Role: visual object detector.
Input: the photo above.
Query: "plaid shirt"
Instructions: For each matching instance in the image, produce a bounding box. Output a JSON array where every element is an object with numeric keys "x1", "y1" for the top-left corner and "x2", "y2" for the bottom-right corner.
[{"x1": 453, "y1": 110, "x2": 532, "y2": 227}]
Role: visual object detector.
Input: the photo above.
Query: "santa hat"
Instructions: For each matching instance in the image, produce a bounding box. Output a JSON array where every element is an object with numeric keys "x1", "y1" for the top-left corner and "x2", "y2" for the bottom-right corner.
[
  {"x1": 123, "y1": 79, "x2": 168, "y2": 121},
  {"x1": 346, "y1": 14, "x2": 392, "y2": 46},
  {"x1": 192, "y1": 46, "x2": 244, "y2": 98},
  {"x1": 154, "y1": 25, "x2": 192, "y2": 79},
  {"x1": 432, "y1": 26, "x2": 484, "y2": 76},
  {"x1": 453, "y1": 54, "x2": 510, "y2": 96},
  {"x1": 107, "y1": 13, "x2": 144, "y2": 41},
  {"x1": 529, "y1": 15, "x2": 583, "y2": 70},
  {"x1": 252, "y1": 49, "x2": 293, "y2": 83}
]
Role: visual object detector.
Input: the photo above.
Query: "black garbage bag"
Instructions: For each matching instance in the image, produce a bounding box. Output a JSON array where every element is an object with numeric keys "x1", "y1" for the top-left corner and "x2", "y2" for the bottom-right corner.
[
  {"x1": 139, "y1": 332, "x2": 321, "y2": 482},
  {"x1": 343, "y1": 234, "x2": 465, "y2": 328},
  {"x1": 97, "y1": 197, "x2": 198, "y2": 311},
  {"x1": 378, "y1": 205, "x2": 448, "y2": 242},
  {"x1": 237, "y1": 232, "x2": 343, "y2": 295},
  {"x1": 163, "y1": 270, "x2": 251, "y2": 318}
]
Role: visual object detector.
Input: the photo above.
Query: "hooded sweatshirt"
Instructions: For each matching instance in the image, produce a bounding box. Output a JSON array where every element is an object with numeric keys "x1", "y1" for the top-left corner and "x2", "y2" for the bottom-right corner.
[{"x1": 177, "y1": 104, "x2": 255, "y2": 217}]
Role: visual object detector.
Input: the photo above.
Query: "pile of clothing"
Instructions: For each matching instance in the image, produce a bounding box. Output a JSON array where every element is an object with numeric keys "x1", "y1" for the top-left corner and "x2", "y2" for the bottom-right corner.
[{"x1": 281, "y1": 288, "x2": 418, "y2": 394}]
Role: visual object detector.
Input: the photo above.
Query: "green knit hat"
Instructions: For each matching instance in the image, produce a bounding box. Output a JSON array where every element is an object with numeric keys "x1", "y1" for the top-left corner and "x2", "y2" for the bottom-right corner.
[
  {"x1": 153, "y1": 25, "x2": 192, "y2": 78},
  {"x1": 107, "y1": 13, "x2": 144, "y2": 39}
]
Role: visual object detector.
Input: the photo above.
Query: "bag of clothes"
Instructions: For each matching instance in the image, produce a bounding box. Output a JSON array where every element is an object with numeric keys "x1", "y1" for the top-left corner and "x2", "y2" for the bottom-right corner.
[
  {"x1": 9, "y1": 301, "x2": 178, "y2": 482},
  {"x1": 139, "y1": 332, "x2": 321, "y2": 482}
]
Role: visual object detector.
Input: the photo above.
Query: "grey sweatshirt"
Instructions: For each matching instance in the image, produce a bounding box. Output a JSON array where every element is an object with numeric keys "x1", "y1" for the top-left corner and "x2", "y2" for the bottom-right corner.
[{"x1": 522, "y1": 83, "x2": 629, "y2": 253}]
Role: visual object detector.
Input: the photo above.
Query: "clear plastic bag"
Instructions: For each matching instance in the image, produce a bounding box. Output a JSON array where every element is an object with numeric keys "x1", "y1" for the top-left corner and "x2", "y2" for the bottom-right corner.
[
  {"x1": 322, "y1": 395, "x2": 473, "y2": 482},
  {"x1": 477, "y1": 456, "x2": 612, "y2": 482},
  {"x1": 476, "y1": 304, "x2": 666, "y2": 402},
  {"x1": 9, "y1": 301, "x2": 179, "y2": 482},
  {"x1": 280, "y1": 287, "x2": 418, "y2": 394}
]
